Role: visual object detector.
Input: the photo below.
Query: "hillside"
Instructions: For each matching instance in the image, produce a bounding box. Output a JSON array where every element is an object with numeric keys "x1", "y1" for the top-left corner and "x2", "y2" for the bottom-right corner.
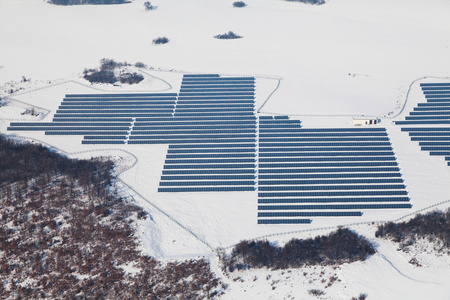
[{"x1": 0, "y1": 136, "x2": 222, "y2": 298}]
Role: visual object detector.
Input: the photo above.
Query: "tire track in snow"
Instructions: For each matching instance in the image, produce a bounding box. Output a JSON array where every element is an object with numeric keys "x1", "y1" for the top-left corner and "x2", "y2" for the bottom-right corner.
[{"x1": 372, "y1": 238, "x2": 445, "y2": 285}]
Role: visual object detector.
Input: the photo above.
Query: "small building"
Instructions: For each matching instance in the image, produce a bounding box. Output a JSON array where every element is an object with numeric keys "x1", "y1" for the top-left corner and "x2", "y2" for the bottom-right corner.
[{"x1": 353, "y1": 117, "x2": 378, "y2": 126}]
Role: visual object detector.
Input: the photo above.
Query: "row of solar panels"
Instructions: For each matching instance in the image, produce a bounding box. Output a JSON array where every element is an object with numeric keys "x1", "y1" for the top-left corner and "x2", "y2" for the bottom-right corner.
[
  {"x1": 258, "y1": 219, "x2": 312, "y2": 224},
  {"x1": 259, "y1": 212, "x2": 363, "y2": 217},
  {"x1": 259, "y1": 157, "x2": 397, "y2": 163},
  {"x1": 259, "y1": 138, "x2": 390, "y2": 143},
  {"x1": 259, "y1": 191, "x2": 408, "y2": 197},
  {"x1": 259, "y1": 184, "x2": 406, "y2": 191},
  {"x1": 125, "y1": 138, "x2": 257, "y2": 144},
  {"x1": 180, "y1": 88, "x2": 255, "y2": 92},
  {"x1": 65, "y1": 93, "x2": 177, "y2": 97},
  {"x1": 260, "y1": 147, "x2": 393, "y2": 152},
  {"x1": 417, "y1": 103, "x2": 450, "y2": 106},
  {"x1": 62, "y1": 97, "x2": 177, "y2": 101},
  {"x1": 54, "y1": 112, "x2": 254, "y2": 116},
  {"x1": 407, "y1": 115, "x2": 450, "y2": 119},
  {"x1": 396, "y1": 120, "x2": 450, "y2": 125},
  {"x1": 8, "y1": 122, "x2": 131, "y2": 127},
  {"x1": 258, "y1": 178, "x2": 404, "y2": 185},
  {"x1": 422, "y1": 99, "x2": 450, "y2": 102},
  {"x1": 163, "y1": 167, "x2": 402, "y2": 175},
  {"x1": 259, "y1": 128, "x2": 386, "y2": 133},
  {"x1": 422, "y1": 91, "x2": 450, "y2": 94},
  {"x1": 258, "y1": 204, "x2": 412, "y2": 210},
  {"x1": 259, "y1": 132, "x2": 388, "y2": 137},
  {"x1": 259, "y1": 167, "x2": 401, "y2": 173},
  {"x1": 424, "y1": 95, "x2": 450, "y2": 98},
  {"x1": 133, "y1": 125, "x2": 257, "y2": 130},
  {"x1": 165, "y1": 151, "x2": 395, "y2": 159},
  {"x1": 60, "y1": 105, "x2": 176, "y2": 109},
  {"x1": 159, "y1": 173, "x2": 403, "y2": 181},
  {"x1": 178, "y1": 92, "x2": 255, "y2": 96},
  {"x1": 259, "y1": 197, "x2": 410, "y2": 203}
]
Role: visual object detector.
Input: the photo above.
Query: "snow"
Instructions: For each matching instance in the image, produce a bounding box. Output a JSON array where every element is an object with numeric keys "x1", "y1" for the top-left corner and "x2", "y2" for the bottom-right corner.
[{"x1": 1, "y1": 0, "x2": 450, "y2": 298}]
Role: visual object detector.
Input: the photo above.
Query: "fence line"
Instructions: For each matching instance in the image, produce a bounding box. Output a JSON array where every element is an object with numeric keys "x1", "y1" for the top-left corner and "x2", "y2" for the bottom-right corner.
[
  {"x1": 257, "y1": 76, "x2": 450, "y2": 120},
  {"x1": 257, "y1": 78, "x2": 281, "y2": 114},
  {"x1": 384, "y1": 75, "x2": 450, "y2": 120},
  {"x1": 222, "y1": 199, "x2": 450, "y2": 250}
]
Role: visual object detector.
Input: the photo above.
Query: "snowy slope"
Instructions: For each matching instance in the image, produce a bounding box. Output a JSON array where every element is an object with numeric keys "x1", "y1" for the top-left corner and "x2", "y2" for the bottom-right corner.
[{"x1": 1, "y1": 0, "x2": 450, "y2": 298}]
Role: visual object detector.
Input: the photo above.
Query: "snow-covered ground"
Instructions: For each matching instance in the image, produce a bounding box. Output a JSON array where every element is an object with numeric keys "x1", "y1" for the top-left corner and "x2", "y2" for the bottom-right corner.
[{"x1": 1, "y1": 0, "x2": 450, "y2": 298}]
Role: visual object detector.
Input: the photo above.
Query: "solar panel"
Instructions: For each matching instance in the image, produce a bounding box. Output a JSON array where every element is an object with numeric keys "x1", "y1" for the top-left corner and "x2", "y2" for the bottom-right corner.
[
  {"x1": 259, "y1": 142, "x2": 392, "y2": 147},
  {"x1": 128, "y1": 138, "x2": 257, "y2": 144},
  {"x1": 159, "y1": 180, "x2": 255, "y2": 186},
  {"x1": 258, "y1": 184, "x2": 406, "y2": 191},
  {"x1": 258, "y1": 190, "x2": 408, "y2": 197},
  {"x1": 166, "y1": 153, "x2": 255, "y2": 159},
  {"x1": 259, "y1": 137, "x2": 390, "y2": 142},
  {"x1": 162, "y1": 169, "x2": 256, "y2": 175},
  {"x1": 165, "y1": 158, "x2": 256, "y2": 164},
  {"x1": 258, "y1": 162, "x2": 398, "y2": 168},
  {"x1": 258, "y1": 212, "x2": 363, "y2": 217},
  {"x1": 259, "y1": 152, "x2": 395, "y2": 157},
  {"x1": 258, "y1": 219, "x2": 312, "y2": 224},
  {"x1": 259, "y1": 173, "x2": 402, "y2": 179},
  {"x1": 158, "y1": 186, "x2": 256, "y2": 192},
  {"x1": 258, "y1": 157, "x2": 396, "y2": 163},
  {"x1": 258, "y1": 204, "x2": 412, "y2": 210},
  {"x1": 163, "y1": 163, "x2": 256, "y2": 169},
  {"x1": 161, "y1": 175, "x2": 256, "y2": 180},
  {"x1": 259, "y1": 147, "x2": 393, "y2": 152},
  {"x1": 82, "y1": 140, "x2": 126, "y2": 144},
  {"x1": 258, "y1": 197, "x2": 410, "y2": 203},
  {"x1": 258, "y1": 167, "x2": 400, "y2": 173},
  {"x1": 258, "y1": 178, "x2": 403, "y2": 185}
]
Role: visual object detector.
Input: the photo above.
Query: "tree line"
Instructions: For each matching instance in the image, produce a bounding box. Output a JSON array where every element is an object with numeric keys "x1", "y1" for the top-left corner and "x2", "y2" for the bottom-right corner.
[
  {"x1": 49, "y1": 0, "x2": 129, "y2": 5},
  {"x1": 222, "y1": 227, "x2": 375, "y2": 272},
  {"x1": 376, "y1": 209, "x2": 450, "y2": 250}
]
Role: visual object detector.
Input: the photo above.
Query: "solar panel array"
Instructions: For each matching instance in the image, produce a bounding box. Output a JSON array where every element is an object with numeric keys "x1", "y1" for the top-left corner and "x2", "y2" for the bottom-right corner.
[
  {"x1": 7, "y1": 74, "x2": 415, "y2": 225},
  {"x1": 157, "y1": 74, "x2": 257, "y2": 192},
  {"x1": 8, "y1": 93, "x2": 178, "y2": 144},
  {"x1": 396, "y1": 83, "x2": 450, "y2": 166},
  {"x1": 257, "y1": 116, "x2": 411, "y2": 225}
]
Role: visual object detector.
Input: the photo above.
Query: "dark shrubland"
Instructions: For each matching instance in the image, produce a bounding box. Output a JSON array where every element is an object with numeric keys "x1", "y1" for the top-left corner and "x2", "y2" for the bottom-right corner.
[
  {"x1": 49, "y1": 0, "x2": 130, "y2": 5},
  {"x1": 153, "y1": 37, "x2": 170, "y2": 45},
  {"x1": 0, "y1": 135, "x2": 221, "y2": 299},
  {"x1": 144, "y1": 1, "x2": 154, "y2": 10},
  {"x1": 375, "y1": 209, "x2": 450, "y2": 249},
  {"x1": 233, "y1": 1, "x2": 247, "y2": 7},
  {"x1": 214, "y1": 31, "x2": 243, "y2": 39},
  {"x1": 223, "y1": 228, "x2": 375, "y2": 272},
  {"x1": 0, "y1": 135, "x2": 113, "y2": 188},
  {"x1": 285, "y1": 0, "x2": 325, "y2": 4},
  {"x1": 83, "y1": 58, "x2": 144, "y2": 85}
]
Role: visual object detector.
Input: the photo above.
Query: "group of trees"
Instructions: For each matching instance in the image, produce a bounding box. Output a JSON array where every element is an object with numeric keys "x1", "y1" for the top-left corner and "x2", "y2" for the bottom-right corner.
[
  {"x1": 233, "y1": 1, "x2": 246, "y2": 7},
  {"x1": 153, "y1": 37, "x2": 169, "y2": 45},
  {"x1": 285, "y1": 0, "x2": 325, "y2": 4},
  {"x1": 222, "y1": 227, "x2": 375, "y2": 272},
  {"x1": 49, "y1": 0, "x2": 129, "y2": 5},
  {"x1": 214, "y1": 31, "x2": 243, "y2": 40},
  {"x1": 83, "y1": 58, "x2": 144, "y2": 85},
  {"x1": 376, "y1": 209, "x2": 450, "y2": 250},
  {"x1": 0, "y1": 135, "x2": 222, "y2": 298}
]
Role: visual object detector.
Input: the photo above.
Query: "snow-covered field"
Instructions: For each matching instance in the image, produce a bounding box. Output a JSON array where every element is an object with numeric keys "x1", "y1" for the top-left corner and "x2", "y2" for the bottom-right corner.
[{"x1": 1, "y1": 0, "x2": 450, "y2": 298}]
